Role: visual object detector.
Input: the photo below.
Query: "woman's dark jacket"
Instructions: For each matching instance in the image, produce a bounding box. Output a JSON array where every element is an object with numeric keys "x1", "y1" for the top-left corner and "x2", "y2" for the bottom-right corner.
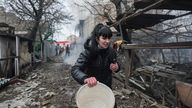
[{"x1": 71, "y1": 39, "x2": 120, "y2": 88}]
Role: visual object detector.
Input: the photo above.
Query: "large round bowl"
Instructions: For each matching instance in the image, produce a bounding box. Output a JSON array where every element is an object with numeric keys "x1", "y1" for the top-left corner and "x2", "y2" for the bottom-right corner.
[{"x1": 76, "y1": 82, "x2": 115, "y2": 108}]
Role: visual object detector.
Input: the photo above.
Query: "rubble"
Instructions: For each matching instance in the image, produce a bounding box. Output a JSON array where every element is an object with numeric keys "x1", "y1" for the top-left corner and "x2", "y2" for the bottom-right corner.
[{"x1": 0, "y1": 54, "x2": 191, "y2": 107}]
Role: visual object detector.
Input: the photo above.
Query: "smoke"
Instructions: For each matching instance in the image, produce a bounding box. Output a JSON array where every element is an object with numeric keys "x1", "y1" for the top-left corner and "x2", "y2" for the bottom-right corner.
[{"x1": 63, "y1": 37, "x2": 86, "y2": 65}]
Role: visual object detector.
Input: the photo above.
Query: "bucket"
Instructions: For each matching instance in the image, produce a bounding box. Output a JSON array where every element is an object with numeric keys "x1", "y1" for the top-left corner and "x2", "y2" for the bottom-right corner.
[{"x1": 76, "y1": 82, "x2": 115, "y2": 108}]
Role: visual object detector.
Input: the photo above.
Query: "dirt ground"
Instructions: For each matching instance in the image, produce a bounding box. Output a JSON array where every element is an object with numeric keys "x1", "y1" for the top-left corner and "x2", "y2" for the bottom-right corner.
[
  {"x1": 2, "y1": 49, "x2": 192, "y2": 108},
  {"x1": 0, "y1": 54, "x2": 141, "y2": 108}
]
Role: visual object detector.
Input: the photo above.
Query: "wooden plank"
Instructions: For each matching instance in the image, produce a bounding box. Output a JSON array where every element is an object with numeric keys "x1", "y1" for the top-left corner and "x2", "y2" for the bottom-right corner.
[
  {"x1": 111, "y1": 0, "x2": 165, "y2": 26},
  {"x1": 122, "y1": 41, "x2": 192, "y2": 49},
  {"x1": 124, "y1": 50, "x2": 130, "y2": 88},
  {"x1": 0, "y1": 56, "x2": 19, "y2": 61}
]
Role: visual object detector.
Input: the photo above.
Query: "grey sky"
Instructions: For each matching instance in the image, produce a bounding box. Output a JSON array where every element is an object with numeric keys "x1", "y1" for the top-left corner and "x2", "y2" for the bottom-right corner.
[{"x1": 0, "y1": 0, "x2": 5, "y2": 6}]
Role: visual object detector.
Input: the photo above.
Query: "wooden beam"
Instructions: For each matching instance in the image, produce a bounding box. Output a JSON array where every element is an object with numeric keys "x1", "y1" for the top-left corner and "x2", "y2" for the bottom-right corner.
[
  {"x1": 122, "y1": 41, "x2": 192, "y2": 49},
  {"x1": 111, "y1": 0, "x2": 165, "y2": 26},
  {"x1": 0, "y1": 56, "x2": 19, "y2": 61}
]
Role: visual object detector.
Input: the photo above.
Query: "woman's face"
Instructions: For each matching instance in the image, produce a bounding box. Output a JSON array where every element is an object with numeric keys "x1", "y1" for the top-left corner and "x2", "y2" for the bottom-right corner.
[{"x1": 97, "y1": 36, "x2": 111, "y2": 49}]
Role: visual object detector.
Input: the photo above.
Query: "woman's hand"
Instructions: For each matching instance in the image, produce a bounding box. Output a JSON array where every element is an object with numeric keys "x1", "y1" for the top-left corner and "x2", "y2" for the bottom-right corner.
[
  {"x1": 84, "y1": 77, "x2": 97, "y2": 87},
  {"x1": 110, "y1": 63, "x2": 119, "y2": 73}
]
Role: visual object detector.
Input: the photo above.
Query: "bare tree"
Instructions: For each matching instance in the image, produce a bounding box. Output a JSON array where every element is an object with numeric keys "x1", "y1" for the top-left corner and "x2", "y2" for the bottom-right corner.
[
  {"x1": 5, "y1": 0, "x2": 73, "y2": 43},
  {"x1": 3, "y1": 0, "x2": 73, "y2": 63}
]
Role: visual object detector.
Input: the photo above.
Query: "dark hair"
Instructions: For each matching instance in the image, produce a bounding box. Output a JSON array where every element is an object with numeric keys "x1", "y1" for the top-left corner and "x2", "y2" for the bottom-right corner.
[
  {"x1": 97, "y1": 26, "x2": 112, "y2": 38},
  {"x1": 90, "y1": 23, "x2": 112, "y2": 47},
  {"x1": 84, "y1": 23, "x2": 113, "y2": 56},
  {"x1": 91, "y1": 23, "x2": 104, "y2": 38},
  {"x1": 91, "y1": 24, "x2": 112, "y2": 39}
]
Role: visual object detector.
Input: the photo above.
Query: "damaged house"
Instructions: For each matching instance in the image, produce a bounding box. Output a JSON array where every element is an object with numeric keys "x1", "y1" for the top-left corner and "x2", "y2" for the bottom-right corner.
[
  {"x1": 76, "y1": 0, "x2": 192, "y2": 107},
  {"x1": 0, "y1": 5, "x2": 61, "y2": 88},
  {"x1": 0, "y1": 23, "x2": 32, "y2": 79}
]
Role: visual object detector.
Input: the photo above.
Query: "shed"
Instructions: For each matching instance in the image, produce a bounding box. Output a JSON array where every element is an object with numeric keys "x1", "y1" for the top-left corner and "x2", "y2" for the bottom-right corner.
[{"x1": 0, "y1": 23, "x2": 32, "y2": 78}]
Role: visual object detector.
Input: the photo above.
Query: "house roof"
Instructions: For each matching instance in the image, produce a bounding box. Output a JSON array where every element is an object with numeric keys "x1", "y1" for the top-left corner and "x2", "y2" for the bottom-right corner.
[
  {"x1": 0, "y1": 22, "x2": 14, "y2": 28},
  {"x1": 0, "y1": 33, "x2": 32, "y2": 41},
  {"x1": 124, "y1": 14, "x2": 175, "y2": 29},
  {"x1": 134, "y1": 0, "x2": 192, "y2": 11},
  {"x1": 117, "y1": 0, "x2": 192, "y2": 29},
  {"x1": 0, "y1": 33, "x2": 15, "y2": 39}
]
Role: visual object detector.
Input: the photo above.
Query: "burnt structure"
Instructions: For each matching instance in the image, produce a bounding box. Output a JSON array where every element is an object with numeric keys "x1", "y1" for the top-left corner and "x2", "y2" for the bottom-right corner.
[{"x1": 112, "y1": 0, "x2": 192, "y2": 107}]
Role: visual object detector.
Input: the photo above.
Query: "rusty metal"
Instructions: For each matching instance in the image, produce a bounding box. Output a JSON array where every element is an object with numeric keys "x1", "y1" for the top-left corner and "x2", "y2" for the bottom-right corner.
[{"x1": 176, "y1": 81, "x2": 192, "y2": 108}]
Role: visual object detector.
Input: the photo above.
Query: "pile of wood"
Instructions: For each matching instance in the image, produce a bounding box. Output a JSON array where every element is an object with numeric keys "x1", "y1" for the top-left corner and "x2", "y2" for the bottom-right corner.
[{"x1": 129, "y1": 64, "x2": 188, "y2": 107}]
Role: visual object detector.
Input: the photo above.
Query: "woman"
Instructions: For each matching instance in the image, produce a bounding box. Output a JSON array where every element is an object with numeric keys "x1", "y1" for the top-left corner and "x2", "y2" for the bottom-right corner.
[{"x1": 71, "y1": 23, "x2": 120, "y2": 107}]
